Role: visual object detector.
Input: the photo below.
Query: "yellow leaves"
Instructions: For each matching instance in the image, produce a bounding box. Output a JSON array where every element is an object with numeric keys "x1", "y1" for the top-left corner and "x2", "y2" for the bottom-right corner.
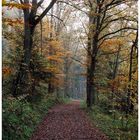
[
  {"x1": 129, "y1": 33, "x2": 137, "y2": 41},
  {"x1": 2, "y1": 0, "x2": 6, "y2": 6},
  {"x1": 132, "y1": 69, "x2": 138, "y2": 81}
]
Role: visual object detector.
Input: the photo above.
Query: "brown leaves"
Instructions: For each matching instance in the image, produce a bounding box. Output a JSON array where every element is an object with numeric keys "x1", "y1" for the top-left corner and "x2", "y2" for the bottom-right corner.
[{"x1": 30, "y1": 102, "x2": 109, "y2": 140}]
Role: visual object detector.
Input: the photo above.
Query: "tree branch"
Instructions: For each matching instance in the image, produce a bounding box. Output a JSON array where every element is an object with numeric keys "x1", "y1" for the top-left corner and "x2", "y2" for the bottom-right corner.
[
  {"x1": 57, "y1": 0, "x2": 88, "y2": 15},
  {"x1": 99, "y1": 27, "x2": 137, "y2": 41},
  {"x1": 35, "y1": 0, "x2": 57, "y2": 25},
  {"x1": 37, "y1": 0, "x2": 44, "y2": 8},
  {"x1": 47, "y1": 13, "x2": 66, "y2": 27},
  {"x1": 70, "y1": 57, "x2": 86, "y2": 66},
  {"x1": 100, "y1": 17, "x2": 137, "y2": 32}
]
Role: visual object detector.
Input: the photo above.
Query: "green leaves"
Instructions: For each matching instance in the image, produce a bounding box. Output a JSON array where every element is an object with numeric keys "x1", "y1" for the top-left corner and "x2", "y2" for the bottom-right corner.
[{"x1": 2, "y1": 95, "x2": 57, "y2": 140}]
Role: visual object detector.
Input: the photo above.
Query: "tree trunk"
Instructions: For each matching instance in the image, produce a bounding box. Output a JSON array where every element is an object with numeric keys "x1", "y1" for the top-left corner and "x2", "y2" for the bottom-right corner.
[
  {"x1": 86, "y1": 20, "x2": 98, "y2": 108},
  {"x1": 48, "y1": 6, "x2": 55, "y2": 94},
  {"x1": 86, "y1": 32, "x2": 98, "y2": 108},
  {"x1": 126, "y1": 30, "x2": 138, "y2": 114},
  {"x1": 48, "y1": 81, "x2": 54, "y2": 93},
  {"x1": 12, "y1": 10, "x2": 35, "y2": 96},
  {"x1": 64, "y1": 74, "x2": 69, "y2": 97},
  {"x1": 64, "y1": 57, "x2": 70, "y2": 97},
  {"x1": 12, "y1": 0, "x2": 57, "y2": 97},
  {"x1": 86, "y1": 2, "x2": 101, "y2": 108},
  {"x1": 126, "y1": 44, "x2": 134, "y2": 114},
  {"x1": 86, "y1": 55, "x2": 96, "y2": 108}
]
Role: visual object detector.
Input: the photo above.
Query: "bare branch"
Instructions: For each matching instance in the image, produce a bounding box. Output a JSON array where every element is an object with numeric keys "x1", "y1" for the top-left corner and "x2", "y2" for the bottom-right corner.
[
  {"x1": 37, "y1": 0, "x2": 44, "y2": 8},
  {"x1": 30, "y1": 0, "x2": 37, "y2": 20},
  {"x1": 57, "y1": 0, "x2": 88, "y2": 15},
  {"x1": 35, "y1": 0, "x2": 57, "y2": 25},
  {"x1": 47, "y1": 13, "x2": 66, "y2": 27},
  {"x1": 100, "y1": 17, "x2": 137, "y2": 32},
  {"x1": 98, "y1": 27, "x2": 137, "y2": 41},
  {"x1": 70, "y1": 57, "x2": 86, "y2": 66},
  {"x1": 20, "y1": 0, "x2": 23, "y2": 4}
]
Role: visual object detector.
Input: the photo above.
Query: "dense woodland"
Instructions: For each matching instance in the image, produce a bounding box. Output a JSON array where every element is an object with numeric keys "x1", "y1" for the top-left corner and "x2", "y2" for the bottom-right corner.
[{"x1": 2, "y1": 0, "x2": 138, "y2": 140}]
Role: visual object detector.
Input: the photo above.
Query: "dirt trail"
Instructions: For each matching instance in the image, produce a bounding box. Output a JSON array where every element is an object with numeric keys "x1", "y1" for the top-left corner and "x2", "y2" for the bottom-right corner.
[{"x1": 30, "y1": 101, "x2": 109, "y2": 140}]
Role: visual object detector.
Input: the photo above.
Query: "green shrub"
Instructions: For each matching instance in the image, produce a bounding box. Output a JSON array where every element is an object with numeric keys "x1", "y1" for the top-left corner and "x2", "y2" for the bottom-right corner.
[
  {"x1": 86, "y1": 104, "x2": 138, "y2": 140},
  {"x1": 2, "y1": 95, "x2": 58, "y2": 140}
]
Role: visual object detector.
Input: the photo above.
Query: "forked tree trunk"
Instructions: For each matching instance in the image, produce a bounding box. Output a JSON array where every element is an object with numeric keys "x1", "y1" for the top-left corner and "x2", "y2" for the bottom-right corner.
[{"x1": 12, "y1": 0, "x2": 57, "y2": 97}]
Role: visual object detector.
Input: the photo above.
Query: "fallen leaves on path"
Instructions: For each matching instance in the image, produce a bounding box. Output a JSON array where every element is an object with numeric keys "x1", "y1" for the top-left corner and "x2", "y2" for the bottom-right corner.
[{"x1": 30, "y1": 101, "x2": 109, "y2": 140}]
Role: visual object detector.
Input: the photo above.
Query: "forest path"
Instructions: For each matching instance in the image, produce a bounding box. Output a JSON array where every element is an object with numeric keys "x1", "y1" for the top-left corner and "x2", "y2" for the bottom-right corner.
[{"x1": 30, "y1": 100, "x2": 109, "y2": 140}]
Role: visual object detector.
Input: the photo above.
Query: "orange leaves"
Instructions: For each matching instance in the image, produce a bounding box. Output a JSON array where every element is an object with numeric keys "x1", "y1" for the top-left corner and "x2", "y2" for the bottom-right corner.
[
  {"x1": 2, "y1": 1, "x2": 31, "y2": 9},
  {"x1": 109, "y1": 76, "x2": 128, "y2": 92},
  {"x1": 43, "y1": 40, "x2": 65, "y2": 65},
  {"x1": 105, "y1": 38, "x2": 124, "y2": 46},
  {"x1": 3, "y1": 18, "x2": 23, "y2": 26},
  {"x1": 32, "y1": 20, "x2": 67, "y2": 89},
  {"x1": 3, "y1": 67, "x2": 12, "y2": 77},
  {"x1": 100, "y1": 38, "x2": 125, "y2": 52},
  {"x1": 47, "y1": 55, "x2": 64, "y2": 63},
  {"x1": 49, "y1": 40, "x2": 62, "y2": 49},
  {"x1": 2, "y1": 2, "x2": 30, "y2": 26}
]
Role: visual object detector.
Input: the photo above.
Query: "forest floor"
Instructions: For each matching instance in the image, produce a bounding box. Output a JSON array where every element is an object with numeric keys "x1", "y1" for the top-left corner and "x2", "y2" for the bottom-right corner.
[{"x1": 30, "y1": 100, "x2": 109, "y2": 140}]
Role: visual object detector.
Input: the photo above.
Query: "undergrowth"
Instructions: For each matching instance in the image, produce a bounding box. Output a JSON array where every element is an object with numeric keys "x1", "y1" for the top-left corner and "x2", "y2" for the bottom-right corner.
[
  {"x1": 81, "y1": 102, "x2": 138, "y2": 140},
  {"x1": 2, "y1": 95, "x2": 66, "y2": 140}
]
